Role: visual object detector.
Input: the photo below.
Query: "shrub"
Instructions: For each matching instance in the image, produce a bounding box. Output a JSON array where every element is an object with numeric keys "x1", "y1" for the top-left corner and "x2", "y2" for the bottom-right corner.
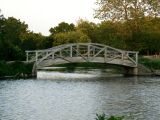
[{"x1": 95, "y1": 114, "x2": 124, "y2": 120}]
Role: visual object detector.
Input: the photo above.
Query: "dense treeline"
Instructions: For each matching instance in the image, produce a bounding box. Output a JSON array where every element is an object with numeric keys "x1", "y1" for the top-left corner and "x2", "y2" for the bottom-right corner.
[
  {"x1": 0, "y1": 10, "x2": 160, "y2": 61},
  {"x1": 94, "y1": 0, "x2": 160, "y2": 54}
]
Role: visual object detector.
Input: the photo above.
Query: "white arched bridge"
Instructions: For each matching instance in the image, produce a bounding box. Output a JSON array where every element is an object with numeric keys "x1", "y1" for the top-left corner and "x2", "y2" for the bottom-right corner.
[{"x1": 26, "y1": 43, "x2": 139, "y2": 75}]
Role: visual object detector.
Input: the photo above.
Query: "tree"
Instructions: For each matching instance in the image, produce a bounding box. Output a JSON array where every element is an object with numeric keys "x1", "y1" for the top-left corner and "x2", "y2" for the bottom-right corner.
[
  {"x1": 76, "y1": 19, "x2": 97, "y2": 42},
  {"x1": 94, "y1": 21, "x2": 129, "y2": 49},
  {"x1": 42, "y1": 36, "x2": 54, "y2": 49},
  {"x1": 94, "y1": 0, "x2": 160, "y2": 53},
  {"x1": 145, "y1": 0, "x2": 160, "y2": 18},
  {"x1": 94, "y1": 0, "x2": 160, "y2": 21},
  {"x1": 53, "y1": 31, "x2": 90, "y2": 46},
  {"x1": 1, "y1": 17, "x2": 28, "y2": 60},
  {"x1": 49, "y1": 22, "x2": 75, "y2": 35},
  {"x1": 0, "y1": 9, "x2": 6, "y2": 60},
  {"x1": 20, "y1": 32, "x2": 47, "y2": 50}
]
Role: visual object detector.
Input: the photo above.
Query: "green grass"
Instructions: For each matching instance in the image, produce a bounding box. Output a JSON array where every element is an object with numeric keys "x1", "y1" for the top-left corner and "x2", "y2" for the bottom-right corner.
[{"x1": 139, "y1": 57, "x2": 160, "y2": 70}]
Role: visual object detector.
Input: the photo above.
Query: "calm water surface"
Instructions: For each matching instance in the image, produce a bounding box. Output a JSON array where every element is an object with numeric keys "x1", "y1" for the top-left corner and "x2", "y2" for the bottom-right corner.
[{"x1": 0, "y1": 73, "x2": 160, "y2": 120}]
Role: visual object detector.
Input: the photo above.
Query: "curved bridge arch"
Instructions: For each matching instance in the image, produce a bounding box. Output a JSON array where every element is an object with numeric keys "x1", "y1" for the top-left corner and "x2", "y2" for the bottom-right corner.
[{"x1": 26, "y1": 43, "x2": 138, "y2": 73}]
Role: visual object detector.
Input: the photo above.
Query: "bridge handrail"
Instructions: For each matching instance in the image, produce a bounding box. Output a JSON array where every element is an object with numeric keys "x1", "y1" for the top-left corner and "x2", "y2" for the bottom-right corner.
[
  {"x1": 26, "y1": 43, "x2": 138, "y2": 54},
  {"x1": 25, "y1": 43, "x2": 139, "y2": 69}
]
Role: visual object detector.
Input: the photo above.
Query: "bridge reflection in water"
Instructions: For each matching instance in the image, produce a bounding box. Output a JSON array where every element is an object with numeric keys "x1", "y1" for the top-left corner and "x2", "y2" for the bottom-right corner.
[{"x1": 25, "y1": 43, "x2": 138, "y2": 75}]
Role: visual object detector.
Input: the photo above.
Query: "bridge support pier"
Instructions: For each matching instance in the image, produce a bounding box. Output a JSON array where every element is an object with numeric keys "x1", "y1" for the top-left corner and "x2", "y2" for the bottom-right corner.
[
  {"x1": 32, "y1": 63, "x2": 37, "y2": 77},
  {"x1": 124, "y1": 67, "x2": 138, "y2": 76}
]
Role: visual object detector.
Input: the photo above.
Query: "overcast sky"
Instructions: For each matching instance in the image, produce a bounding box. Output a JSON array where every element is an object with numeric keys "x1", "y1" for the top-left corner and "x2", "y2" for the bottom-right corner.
[{"x1": 0, "y1": 0, "x2": 100, "y2": 35}]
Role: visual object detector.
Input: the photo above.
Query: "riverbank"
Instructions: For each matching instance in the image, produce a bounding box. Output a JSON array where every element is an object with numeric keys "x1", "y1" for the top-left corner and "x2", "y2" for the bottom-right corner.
[
  {"x1": 139, "y1": 57, "x2": 160, "y2": 70},
  {"x1": 1, "y1": 57, "x2": 160, "y2": 79},
  {"x1": 0, "y1": 61, "x2": 33, "y2": 79},
  {"x1": 139, "y1": 57, "x2": 160, "y2": 75}
]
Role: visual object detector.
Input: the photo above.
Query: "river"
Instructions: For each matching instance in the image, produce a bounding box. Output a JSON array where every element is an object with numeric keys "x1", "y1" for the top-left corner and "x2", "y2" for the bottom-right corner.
[{"x1": 0, "y1": 71, "x2": 160, "y2": 120}]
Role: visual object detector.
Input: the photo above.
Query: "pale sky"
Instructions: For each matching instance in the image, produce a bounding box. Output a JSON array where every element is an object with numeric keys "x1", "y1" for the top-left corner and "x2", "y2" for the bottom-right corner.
[{"x1": 0, "y1": 0, "x2": 100, "y2": 35}]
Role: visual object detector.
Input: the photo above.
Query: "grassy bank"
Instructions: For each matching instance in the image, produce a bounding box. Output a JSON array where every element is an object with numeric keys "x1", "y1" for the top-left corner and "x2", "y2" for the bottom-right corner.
[
  {"x1": 0, "y1": 61, "x2": 33, "y2": 79},
  {"x1": 139, "y1": 57, "x2": 160, "y2": 70}
]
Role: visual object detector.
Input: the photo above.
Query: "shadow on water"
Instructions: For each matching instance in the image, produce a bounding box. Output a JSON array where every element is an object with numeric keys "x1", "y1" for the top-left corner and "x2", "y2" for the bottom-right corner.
[{"x1": 38, "y1": 62, "x2": 127, "y2": 80}]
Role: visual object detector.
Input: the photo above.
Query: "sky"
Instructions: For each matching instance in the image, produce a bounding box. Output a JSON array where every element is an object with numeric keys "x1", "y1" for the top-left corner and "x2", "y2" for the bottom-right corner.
[{"x1": 0, "y1": 0, "x2": 100, "y2": 35}]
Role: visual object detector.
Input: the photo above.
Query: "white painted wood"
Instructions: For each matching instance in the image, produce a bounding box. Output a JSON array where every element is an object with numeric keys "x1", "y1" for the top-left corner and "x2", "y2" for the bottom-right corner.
[
  {"x1": 88, "y1": 45, "x2": 90, "y2": 58},
  {"x1": 70, "y1": 46, "x2": 72, "y2": 57},
  {"x1": 25, "y1": 43, "x2": 139, "y2": 73}
]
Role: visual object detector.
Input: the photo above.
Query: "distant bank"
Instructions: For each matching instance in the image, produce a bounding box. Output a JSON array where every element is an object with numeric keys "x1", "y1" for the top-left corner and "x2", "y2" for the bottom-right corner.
[
  {"x1": 1, "y1": 57, "x2": 160, "y2": 79},
  {"x1": 0, "y1": 61, "x2": 33, "y2": 79}
]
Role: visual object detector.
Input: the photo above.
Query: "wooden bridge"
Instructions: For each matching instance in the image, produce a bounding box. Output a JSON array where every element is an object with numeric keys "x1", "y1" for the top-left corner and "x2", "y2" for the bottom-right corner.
[{"x1": 26, "y1": 43, "x2": 139, "y2": 75}]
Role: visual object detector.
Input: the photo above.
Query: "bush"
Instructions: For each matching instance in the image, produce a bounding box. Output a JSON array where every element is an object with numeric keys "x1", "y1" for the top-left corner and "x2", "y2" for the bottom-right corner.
[
  {"x1": 95, "y1": 114, "x2": 124, "y2": 120},
  {"x1": 95, "y1": 113, "x2": 106, "y2": 120},
  {"x1": 0, "y1": 61, "x2": 10, "y2": 77},
  {"x1": 0, "y1": 61, "x2": 33, "y2": 77}
]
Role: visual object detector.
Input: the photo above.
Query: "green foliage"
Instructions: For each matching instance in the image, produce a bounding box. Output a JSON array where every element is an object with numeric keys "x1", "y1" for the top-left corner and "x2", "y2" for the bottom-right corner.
[
  {"x1": 0, "y1": 61, "x2": 10, "y2": 76},
  {"x1": 0, "y1": 10, "x2": 160, "y2": 62},
  {"x1": 94, "y1": 0, "x2": 160, "y2": 53},
  {"x1": 95, "y1": 114, "x2": 124, "y2": 120},
  {"x1": 20, "y1": 32, "x2": 47, "y2": 50},
  {"x1": 0, "y1": 17, "x2": 28, "y2": 60},
  {"x1": 107, "y1": 116, "x2": 124, "y2": 120},
  {"x1": 95, "y1": 113, "x2": 106, "y2": 120},
  {"x1": 0, "y1": 61, "x2": 33, "y2": 77},
  {"x1": 53, "y1": 31, "x2": 90, "y2": 46},
  {"x1": 139, "y1": 57, "x2": 160, "y2": 70},
  {"x1": 95, "y1": 21, "x2": 127, "y2": 49},
  {"x1": 76, "y1": 19, "x2": 97, "y2": 42},
  {"x1": 95, "y1": 0, "x2": 160, "y2": 21},
  {"x1": 49, "y1": 22, "x2": 75, "y2": 35}
]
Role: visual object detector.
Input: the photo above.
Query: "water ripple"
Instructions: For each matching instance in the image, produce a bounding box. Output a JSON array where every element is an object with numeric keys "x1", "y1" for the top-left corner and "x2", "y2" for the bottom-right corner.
[{"x1": 0, "y1": 76, "x2": 160, "y2": 120}]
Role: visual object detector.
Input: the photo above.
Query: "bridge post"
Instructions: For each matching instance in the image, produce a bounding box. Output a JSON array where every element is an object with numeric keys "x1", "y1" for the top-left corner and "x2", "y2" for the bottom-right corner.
[
  {"x1": 121, "y1": 53, "x2": 124, "y2": 61},
  {"x1": 76, "y1": 44, "x2": 79, "y2": 57},
  {"x1": 104, "y1": 48, "x2": 107, "y2": 61},
  {"x1": 26, "y1": 52, "x2": 29, "y2": 62},
  {"x1": 88, "y1": 44, "x2": 90, "y2": 58},
  {"x1": 136, "y1": 52, "x2": 138, "y2": 66},
  {"x1": 32, "y1": 63, "x2": 37, "y2": 76},
  {"x1": 124, "y1": 67, "x2": 138, "y2": 76},
  {"x1": 36, "y1": 52, "x2": 38, "y2": 62},
  {"x1": 59, "y1": 51, "x2": 62, "y2": 57},
  {"x1": 93, "y1": 47, "x2": 95, "y2": 55},
  {"x1": 133, "y1": 67, "x2": 138, "y2": 75},
  {"x1": 70, "y1": 46, "x2": 72, "y2": 57},
  {"x1": 52, "y1": 52, "x2": 54, "y2": 59}
]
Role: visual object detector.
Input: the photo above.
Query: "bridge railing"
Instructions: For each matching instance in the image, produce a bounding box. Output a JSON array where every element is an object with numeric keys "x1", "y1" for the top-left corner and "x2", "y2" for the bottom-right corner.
[{"x1": 26, "y1": 43, "x2": 138, "y2": 68}]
